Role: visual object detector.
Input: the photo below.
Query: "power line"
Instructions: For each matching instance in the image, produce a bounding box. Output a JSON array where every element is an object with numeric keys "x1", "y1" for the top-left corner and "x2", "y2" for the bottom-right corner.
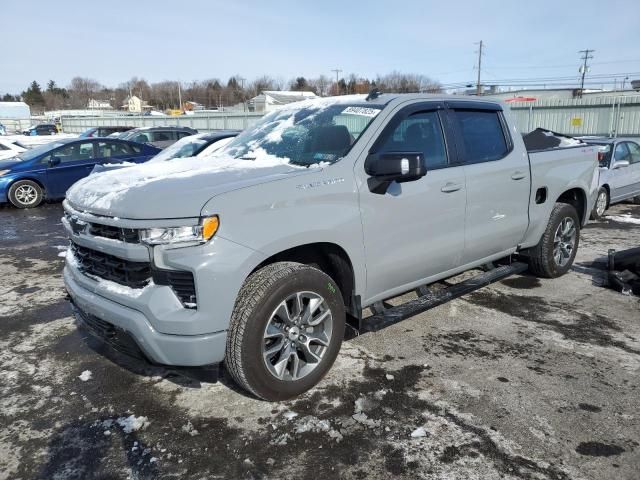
[{"x1": 578, "y1": 49, "x2": 594, "y2": 97}]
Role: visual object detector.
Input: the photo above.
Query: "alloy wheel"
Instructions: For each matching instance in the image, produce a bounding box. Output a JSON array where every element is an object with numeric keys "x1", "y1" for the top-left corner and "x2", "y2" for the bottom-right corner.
[
  {"x1": 262, "y1": 291, "x2": 333, "y2": 381},
  {"x1": 553, "y1": 217, "x2": 577, "y2": 267}
]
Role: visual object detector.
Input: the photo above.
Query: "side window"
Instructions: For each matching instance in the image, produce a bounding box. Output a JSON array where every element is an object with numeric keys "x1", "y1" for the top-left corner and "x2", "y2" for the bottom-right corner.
[
  {"x1": 52, "y1": 142, "x2": 95, "y2": 163},
  {"x1": 177, "y1": 131, "x2": 193, "y2": 139},
  {"x1": 152, "y1": 131, "x2": 174, "y2": 142},
  {"x1": 0, "y1": 144, "x2": 9, "y2": 151},
  {"x1": 453, "y1": 110, "x2": 509, "y2": 164},
  {"x1": 132, "y1": 133, "x2": 150, "y2": 144},
  {"x1": 614, "y1": 143, "x2": 631, "y2": 162},
  {"x1": 377, "y1": 111, "x2": 448, "y2": 169},
  {"x1": 625, "y1": 142, "x2": 640, "y2": 164},
  {"x1": 97, "y1": 141, "x2": 134, "y2": 158}
]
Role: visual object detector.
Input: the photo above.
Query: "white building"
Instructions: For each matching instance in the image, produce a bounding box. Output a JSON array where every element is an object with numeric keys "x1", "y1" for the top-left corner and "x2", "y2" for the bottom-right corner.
[
  {"x1": 249, "y1": 91, "x2": 317, "y2": 113},
  {"x1": 121, "y1": 95, "x2": 152, "y2": 114},
  {"x1": 0, "y1": 101, "x2": 30, "y2": 119}
]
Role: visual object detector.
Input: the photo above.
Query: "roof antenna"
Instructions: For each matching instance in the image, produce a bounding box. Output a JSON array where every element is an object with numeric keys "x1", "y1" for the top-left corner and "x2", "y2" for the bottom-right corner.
[{"x1": 365, "y1": 88, "x2": 381, "y2": 101}]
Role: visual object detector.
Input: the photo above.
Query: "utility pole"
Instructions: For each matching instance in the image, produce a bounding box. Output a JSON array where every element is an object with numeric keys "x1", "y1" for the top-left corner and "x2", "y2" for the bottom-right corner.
[
  {"x1": 578, "y1": 49, "x2": 594, "y2": 98},
  {"x1": 177, "y1": 81, "x2": 182, "y2": 112},
  {"x1": 238, "y1": 76, "x2": 246, "y2": 111},
  {"x1": 331, "y1": 69, "x2": 342, "y2": 95},
  {"x1": 476, "y1": 40, "x2": 484, "y2": 96}
]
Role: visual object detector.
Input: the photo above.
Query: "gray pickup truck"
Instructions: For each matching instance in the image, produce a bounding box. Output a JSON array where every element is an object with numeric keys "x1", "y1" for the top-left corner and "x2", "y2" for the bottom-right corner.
[{"x1": 62, "y1": 94, "x2": 598, "y2": 400}]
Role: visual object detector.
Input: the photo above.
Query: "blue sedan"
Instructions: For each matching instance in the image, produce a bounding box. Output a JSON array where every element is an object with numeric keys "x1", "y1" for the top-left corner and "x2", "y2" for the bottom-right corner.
[{"x1": 0, "y1": 138, "x2": 160, "y2": 208}]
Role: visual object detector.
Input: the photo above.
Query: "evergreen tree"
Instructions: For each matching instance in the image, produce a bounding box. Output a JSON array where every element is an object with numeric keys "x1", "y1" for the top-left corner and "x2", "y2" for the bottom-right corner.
[{"x1": 23, "y1": 81, "x2": 45, "y2": 107}]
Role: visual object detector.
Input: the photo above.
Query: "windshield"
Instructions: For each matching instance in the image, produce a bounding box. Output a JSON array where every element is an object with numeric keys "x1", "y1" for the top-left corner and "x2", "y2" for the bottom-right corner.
[
  {"x1": 149, "y1": 134, "x2": 207, "y2": 162},
  {"x1": 16, "y1": 142, "x2": 65, "y2": 162},
  {"x1": 223, "y1": 102, "x2": 384, "y2": 166}
]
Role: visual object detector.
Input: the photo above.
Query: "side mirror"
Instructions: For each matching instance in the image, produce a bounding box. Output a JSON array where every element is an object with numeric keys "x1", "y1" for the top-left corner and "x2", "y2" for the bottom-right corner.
[
  {"x1": 365, "y1": 152, "x2": 426, "y2": 194},
  {"x1": 613, "y1": 160, "x2": 629, "y2": 169},
  {"x1": 48, "y1": 157, "x2": 61, "y2": 167}
]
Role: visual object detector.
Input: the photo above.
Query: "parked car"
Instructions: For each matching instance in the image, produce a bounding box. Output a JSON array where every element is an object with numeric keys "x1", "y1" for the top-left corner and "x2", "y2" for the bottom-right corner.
[
  {"x1": 62, "y1": 94, "x2": 598, "y2": 400},
  {"x1": 22, "y1": 124, "x2": 58, "y2": 136},
  {"x1": 0, "y1": 138, "x2": 160, "y2": 208},
  {"x1": 118, "y1": 126, "x2": 198, "y2": 149},
  {"x1": 582, "y1": 138, "x2": 640, "y2": 218},
  {"x1": 148, "y1": 130, "x2": 241, "y2": 163},
  {"x1": 0, "y1": 123, "x2": 6, "y2": 136},
  {"x1": 0, "y1": 139, "x2": 27, "y2": 161},
  {"x1": 79, "y1": 126, "x2": 134, "y2": 138}
]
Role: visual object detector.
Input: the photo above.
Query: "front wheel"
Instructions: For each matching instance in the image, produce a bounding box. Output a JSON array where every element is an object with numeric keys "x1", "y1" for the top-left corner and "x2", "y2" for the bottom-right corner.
[
  {"x1": 225, "y1": 262, "x2": 345, "y2": 401},
  {"x1": 527, "y1": 203, "x2": 580, "y2": 278},
  {"x1": 8, "y1": 180, "x2": 44, "y2": 208},
  {"x1": 590, "y1": 188, "x2": 608, "y2": 219}
]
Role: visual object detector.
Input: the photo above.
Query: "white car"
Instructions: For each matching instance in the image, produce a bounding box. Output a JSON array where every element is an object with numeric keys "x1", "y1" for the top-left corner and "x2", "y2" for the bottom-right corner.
[{"x1": 0, "y1": 139, "x2": 27, "y2": 161}]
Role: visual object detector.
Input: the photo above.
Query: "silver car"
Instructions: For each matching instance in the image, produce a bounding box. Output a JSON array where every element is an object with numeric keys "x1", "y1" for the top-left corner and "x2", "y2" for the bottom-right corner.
[{"x1": 584, "y1": 138, "x2": 640, "y2": 218}]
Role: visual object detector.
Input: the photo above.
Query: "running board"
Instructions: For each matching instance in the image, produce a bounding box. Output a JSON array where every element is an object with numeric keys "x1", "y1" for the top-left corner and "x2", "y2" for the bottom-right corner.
[{"x1": 361, "y1": 262, "x2": 529, "y2": 333}]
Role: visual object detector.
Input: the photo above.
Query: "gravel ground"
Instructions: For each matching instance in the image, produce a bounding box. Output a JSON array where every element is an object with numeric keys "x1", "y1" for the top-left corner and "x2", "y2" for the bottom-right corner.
[{"x1": 1, "y1": 201, "x2": 639, "y2": 480}]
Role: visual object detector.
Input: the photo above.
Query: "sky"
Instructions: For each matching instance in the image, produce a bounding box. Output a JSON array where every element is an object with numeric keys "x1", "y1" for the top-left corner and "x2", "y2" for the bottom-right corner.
[{"x1": 2, "y1": 0, "x2": 640, "y2": 94}]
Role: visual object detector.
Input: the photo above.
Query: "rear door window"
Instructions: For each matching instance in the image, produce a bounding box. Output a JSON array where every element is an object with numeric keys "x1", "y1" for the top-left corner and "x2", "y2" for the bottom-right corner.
[
  {"x1": 152, "y1": 131, "x2": 175, "y2": 142},
  {"x1": 625, "y1": 142, "x2": 640, "y2": 164},
  {"x1": 452, "y1": 110, "x2": 510, "y2": 164},
  {"x1": 97, "y1": 141, "x2": 135, "y2": 159}
]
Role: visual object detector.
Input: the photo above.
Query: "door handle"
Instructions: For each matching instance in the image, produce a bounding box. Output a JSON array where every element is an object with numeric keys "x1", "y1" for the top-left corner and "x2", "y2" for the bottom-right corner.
[
  {"x1": 441, "y1": 182, "x2": 462, "y2": 193},
  {"x1": 511, "y1": 171, "x2": 526, "y2": 180}
]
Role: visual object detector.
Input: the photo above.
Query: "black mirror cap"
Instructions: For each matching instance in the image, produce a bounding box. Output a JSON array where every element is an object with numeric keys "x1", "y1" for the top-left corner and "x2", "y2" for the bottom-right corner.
[
  {"x1": 48, "y1": 157, "x2": 61, "y2": 167},
  {"x1": 365, "y1": 152, "x2": 427, "y2": 194},
  {"x1": 365, "y1": 152, "x2": 426, "y2": 180}
]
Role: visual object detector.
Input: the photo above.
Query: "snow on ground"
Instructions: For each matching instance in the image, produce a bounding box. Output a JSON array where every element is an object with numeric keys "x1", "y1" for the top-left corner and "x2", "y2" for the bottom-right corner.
[
  {"x1": 78, "y1": 370, "x2": 92, "y2": 381},
  {"x1": 606, "y1": 213, "x2": 640, "y2": 225}
]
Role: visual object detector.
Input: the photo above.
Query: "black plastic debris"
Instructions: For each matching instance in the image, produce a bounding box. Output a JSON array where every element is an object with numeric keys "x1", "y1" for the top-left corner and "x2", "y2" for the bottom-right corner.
[
  {"x1": 522, "y1": 128, "x2": 585, "y2": 151},
  {"x1": 607, "y1": 248, "x2": 640, "y2": 296}
]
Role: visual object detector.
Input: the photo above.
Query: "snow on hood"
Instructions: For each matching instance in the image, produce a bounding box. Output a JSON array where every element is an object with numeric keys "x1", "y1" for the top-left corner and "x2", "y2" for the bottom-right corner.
[{"x1": 66, "y1": 151, "x2": 312, "y2": 219}]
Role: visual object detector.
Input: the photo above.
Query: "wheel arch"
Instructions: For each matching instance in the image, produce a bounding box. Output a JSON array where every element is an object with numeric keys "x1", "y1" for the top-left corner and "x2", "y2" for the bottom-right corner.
[
  {"x1": 7, "y1": 176, "x2": 47, "y2": 201},
  {"x1": 556, "y1": 187, "x2": 588, "y2": 226},
  {"x1": 250, "y1": 242, "x2": 358, "y2": 317}
]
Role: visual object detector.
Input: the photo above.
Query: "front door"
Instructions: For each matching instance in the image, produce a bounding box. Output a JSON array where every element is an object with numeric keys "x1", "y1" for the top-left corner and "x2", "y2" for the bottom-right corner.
[
  {"x1": 447, "y1": 104, "x2": 531, "y2": 263},
  {"x1": 623, "y1": 141, "x2": 640, "y2": 198},
  {"x1": 356, "y1": 102, "x2": 467, "y2": 303},
  {"x1": 45, "y1": 141, "x2": 97, "y2": 197}
]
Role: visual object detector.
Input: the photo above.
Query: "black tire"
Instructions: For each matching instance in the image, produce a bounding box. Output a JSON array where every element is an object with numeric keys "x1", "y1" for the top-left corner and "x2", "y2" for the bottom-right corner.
[
  {"x1": 8, "y1": 180, "x2": 44, "y2": 208},
  {"x1": 225, "y1": 262, "x2": 345, "y2": 401},
  {"x1": 527, "y1": 203, "x2": 580, "y2": 278},
  {"x1": 590, "y1": 187, "x2": 609, "y2": 220},
  {"x1": 632, "y1": 196, "x2": 640, "y2": 205}
]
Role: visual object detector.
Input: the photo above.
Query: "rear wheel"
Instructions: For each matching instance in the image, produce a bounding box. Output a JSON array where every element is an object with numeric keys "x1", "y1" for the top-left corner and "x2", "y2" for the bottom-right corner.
[
  {"x1": 527, "y1": 203, "x2": 580, "y2": 278},
  {"x1": 225, "y1": 262, "x2": 345, "y2": 401},
  {"x1": 590, "y1": 188, "x2": 608, "y2": 219},
  {"x1": 8, "y1": 180, "x2": 44, "y2": 208}
]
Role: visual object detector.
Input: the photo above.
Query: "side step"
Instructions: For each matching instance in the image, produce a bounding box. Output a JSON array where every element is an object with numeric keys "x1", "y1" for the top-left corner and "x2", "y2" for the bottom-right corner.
[{"x1": 361, "y1": 262, "x2": 529, "y2": 333}]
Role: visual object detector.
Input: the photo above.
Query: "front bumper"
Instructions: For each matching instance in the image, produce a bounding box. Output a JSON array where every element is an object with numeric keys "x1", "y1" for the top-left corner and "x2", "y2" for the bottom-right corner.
[{"x1": 65, "y1": 266, "x2": 227, "y2": 366}]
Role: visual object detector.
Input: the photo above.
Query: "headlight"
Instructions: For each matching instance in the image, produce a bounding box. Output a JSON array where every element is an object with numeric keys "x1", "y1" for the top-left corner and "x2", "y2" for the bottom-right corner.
[
  {"x1": 0, "y1": 170, "x2": 11, "y2": 177},
  {"x1": 140, "y1": 216, "x2": 219, "y2": 246}
]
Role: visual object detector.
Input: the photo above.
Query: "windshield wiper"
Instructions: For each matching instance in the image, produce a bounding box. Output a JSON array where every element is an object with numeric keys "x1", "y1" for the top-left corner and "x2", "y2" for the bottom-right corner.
[{"x1": 237, "y1": 155, "x2": 256, "y2": 160}]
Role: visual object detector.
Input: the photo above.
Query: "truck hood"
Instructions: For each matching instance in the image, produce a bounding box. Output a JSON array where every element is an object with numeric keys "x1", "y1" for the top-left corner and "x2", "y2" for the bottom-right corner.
[{"x1": 66, "y1": 154, "x2": 314, "y2": 219}]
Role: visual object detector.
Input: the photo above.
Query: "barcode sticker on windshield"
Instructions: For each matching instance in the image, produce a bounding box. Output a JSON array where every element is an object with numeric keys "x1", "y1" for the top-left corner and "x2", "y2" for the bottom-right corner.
[{"x1": 341, "y1": 107, "x2": 380, "y2": 117}]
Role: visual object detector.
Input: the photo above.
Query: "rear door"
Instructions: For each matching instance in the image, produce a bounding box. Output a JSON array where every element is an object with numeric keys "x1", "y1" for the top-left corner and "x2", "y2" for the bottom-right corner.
[
  {"x1": 356, "y1": 101, "x2": 467, "y2": 301},
  {"x1": 447, "y1": 102, "x2": 530, "y2": 264},
  {"x1": 609, "y1": 142, "x2": 632, "y2": 201},
  {"x1": 45, "y1": 141, "x2": 97, "y2": 197},
  {"x1": 624, "y1": 141, "x2": 640, "y2": 197}
]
